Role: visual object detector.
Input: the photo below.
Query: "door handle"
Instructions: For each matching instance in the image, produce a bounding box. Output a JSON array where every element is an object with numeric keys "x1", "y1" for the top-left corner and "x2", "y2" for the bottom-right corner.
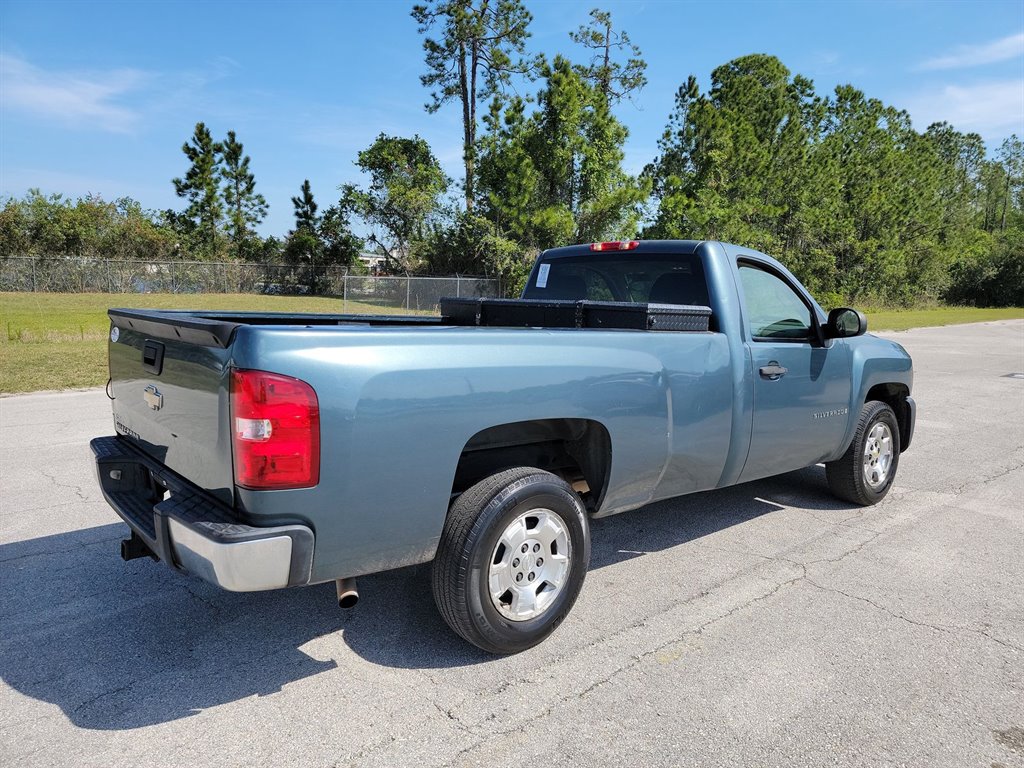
[{"x1": 759, "y1": 362, "x2": 788, "y2": 380}]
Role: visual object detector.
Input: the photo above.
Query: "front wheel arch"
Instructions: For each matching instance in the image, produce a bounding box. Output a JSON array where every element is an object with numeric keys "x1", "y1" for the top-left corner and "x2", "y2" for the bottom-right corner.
[{"x1": 864, "y1": 383, "x2": 912, "y2": 453}]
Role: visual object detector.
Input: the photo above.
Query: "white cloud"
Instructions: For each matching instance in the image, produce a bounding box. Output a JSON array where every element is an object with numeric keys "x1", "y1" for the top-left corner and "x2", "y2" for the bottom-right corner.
[
  {"x1": 917, "y1": 32, "x2": 1024, "y2": 71},
  {"x1": 0, "y1": 53, "x2": 149, "y2": 133},
  {"x1": 903, "y1": 79, "x2": 1024, "y2": 139}
]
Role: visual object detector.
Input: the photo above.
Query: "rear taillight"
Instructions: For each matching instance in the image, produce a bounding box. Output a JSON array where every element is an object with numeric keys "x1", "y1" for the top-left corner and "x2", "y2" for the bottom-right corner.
[{"x1": 230, "y1": 369, "x2": 320, "y2": 490}]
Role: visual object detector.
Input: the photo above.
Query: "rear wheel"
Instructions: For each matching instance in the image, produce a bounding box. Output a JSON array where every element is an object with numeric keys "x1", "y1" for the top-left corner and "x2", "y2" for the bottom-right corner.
[
  {"x1": 432, "y1": 467, "x2": 590, "y2": 654},
  {"x1": 826, "y1": 400, "x2": 901, "y2": 505}
]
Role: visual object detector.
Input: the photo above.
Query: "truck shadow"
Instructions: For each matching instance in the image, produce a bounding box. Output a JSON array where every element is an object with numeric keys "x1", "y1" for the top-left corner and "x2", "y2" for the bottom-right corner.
[{"x1": 0, "y1": 465, "x2": 856, "y2": 731}]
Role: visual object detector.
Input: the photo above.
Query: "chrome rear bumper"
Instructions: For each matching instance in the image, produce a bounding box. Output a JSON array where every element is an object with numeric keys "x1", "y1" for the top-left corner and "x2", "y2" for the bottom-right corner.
[{"x1": 91, "y1": 435, "x2": 313, "y2": 592}]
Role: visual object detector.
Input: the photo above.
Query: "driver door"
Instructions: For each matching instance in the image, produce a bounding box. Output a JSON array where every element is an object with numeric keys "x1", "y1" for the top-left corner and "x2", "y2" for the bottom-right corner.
[{"x1": 737, "y1": 261, "x2": 852, "y2": 483}]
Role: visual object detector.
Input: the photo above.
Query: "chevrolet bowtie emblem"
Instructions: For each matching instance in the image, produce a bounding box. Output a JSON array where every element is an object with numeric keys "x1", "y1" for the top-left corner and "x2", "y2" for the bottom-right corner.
[{"x1": 143, "y1": 385, "x2": 163, "y2": 411}]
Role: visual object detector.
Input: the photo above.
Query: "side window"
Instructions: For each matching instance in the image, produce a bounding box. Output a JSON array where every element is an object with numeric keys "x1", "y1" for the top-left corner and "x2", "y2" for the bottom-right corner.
[{"x1": 738, "y1": 263, "x2": 812, "y2": 340}]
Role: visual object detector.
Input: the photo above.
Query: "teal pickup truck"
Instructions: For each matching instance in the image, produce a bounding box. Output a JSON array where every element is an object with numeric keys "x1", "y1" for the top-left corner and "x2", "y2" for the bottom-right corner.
[{"x1": 92, "y1": 240, "x2": 915, "y2": 653}]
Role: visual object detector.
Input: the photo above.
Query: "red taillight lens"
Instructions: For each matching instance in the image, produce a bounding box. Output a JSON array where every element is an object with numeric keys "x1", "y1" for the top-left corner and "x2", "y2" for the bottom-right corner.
[
  {"x1": 231, "y1": 369, "x2": 320, "y2": 490},
  {"x1": 590, "y1": 240, "x2": 639, "y2": 251}
]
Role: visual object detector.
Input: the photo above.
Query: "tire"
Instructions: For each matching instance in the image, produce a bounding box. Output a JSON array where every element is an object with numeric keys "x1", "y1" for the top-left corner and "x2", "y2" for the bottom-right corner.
[
  {"x1": 431, "y1": 467, "x2": 590, "y2": 654},
  {"x1": 826, "y1": 400, "x2": 901, "y2": 506}
]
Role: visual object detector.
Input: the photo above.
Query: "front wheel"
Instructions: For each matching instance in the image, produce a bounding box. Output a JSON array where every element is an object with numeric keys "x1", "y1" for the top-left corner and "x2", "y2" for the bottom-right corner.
[
  {"x1": 826, "y1": 400, "x2": 901, "y2": 505},
  {"x1": 431, "y1": 467, "x2": 590, "y2": 654}
]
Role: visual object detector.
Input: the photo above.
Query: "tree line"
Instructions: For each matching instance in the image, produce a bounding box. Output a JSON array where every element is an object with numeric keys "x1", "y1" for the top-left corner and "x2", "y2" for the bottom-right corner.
[{"x1": 1, "y1": 1, "x2": 1020, "y2": 306}]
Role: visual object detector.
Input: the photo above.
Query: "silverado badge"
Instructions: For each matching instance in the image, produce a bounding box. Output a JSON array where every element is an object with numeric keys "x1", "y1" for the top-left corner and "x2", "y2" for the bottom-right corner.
[
  {"x1": 143, "y1": 385, "x2": 163, "y2": 411},
  {"x1": 813, "y1": 407, "x2": 848, "y2": 420}
]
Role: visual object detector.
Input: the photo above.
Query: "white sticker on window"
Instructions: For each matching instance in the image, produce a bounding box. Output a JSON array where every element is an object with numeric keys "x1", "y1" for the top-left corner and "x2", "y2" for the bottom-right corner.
[{"x1": 536, "y1": 263, "x2": 550, "y2": 288}]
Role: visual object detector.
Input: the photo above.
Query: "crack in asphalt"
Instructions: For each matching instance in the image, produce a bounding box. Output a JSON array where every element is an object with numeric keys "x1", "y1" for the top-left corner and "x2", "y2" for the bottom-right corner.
[
  {"x1": 952, "y1": 457, "x2": 1024, "y2": 496},
  {"x1": 794, "y1": 506, "x2": 880, "y2": 534},
  {"x1": 431, "y1": 702, "x2": 474, "y2": 735},
  {"x1": 38, "y1": 468, "x2": 88, "y2": 504},
  {"x1": 178, "y1": 581, "x2": 222, "y2": 618},
  {"x1": 0, "y1": 709, "x2": 66, "y2": 734},
  {"x1": 802, "y1": 579, "x2": 1024, "y2": 654},
  {"x1": 428, "y1": 500, "x2": 908, "y2": 748}
]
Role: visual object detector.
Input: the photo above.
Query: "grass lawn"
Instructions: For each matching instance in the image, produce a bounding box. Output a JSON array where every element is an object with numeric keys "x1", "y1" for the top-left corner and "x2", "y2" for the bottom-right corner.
[
  {"x1": 863, "y1": 306, "x2": 1024, "y2": 333},
  {"x1": 1, "y1": 292, "x2": 1021, "y2": 393},
  {"x1": 0, "y1": 292, "x2": 432, "y2": 393}
]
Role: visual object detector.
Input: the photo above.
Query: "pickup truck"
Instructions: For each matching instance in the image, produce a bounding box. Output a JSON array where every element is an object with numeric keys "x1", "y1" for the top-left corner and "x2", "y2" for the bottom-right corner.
[{"x1": 91, "y1": 240, "x2": 916, "y2": 654}]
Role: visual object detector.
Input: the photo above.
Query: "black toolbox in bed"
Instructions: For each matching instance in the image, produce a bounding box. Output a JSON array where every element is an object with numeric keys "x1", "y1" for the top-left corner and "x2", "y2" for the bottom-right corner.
[{"x1": 440, "y1": 297, "x2": 711, "y2": 332}]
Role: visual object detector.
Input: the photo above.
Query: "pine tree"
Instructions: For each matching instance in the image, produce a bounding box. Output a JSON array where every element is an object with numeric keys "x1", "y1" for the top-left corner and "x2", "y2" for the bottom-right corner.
[
  {"x1": 284, "y1": 180, "x2": 323, "y2": 290},
  {"x1": 291, "y1": 179, "x2": 319, "y2": 233},
  {"x1": 220, "y1": 130, "x2": 267, "y2": 256},
  {"x1": 412, "y1": 0, "x2": 536, "y2": 211},
  {"x1": 569, "y1": 8, "x2": 647, "y2": 105},
  {"x1": 172, "y1": 122, "x2": 222, "y2": 258},
  {"x1": 475, "y1": 57, "x2": 644, "y2": 250}
]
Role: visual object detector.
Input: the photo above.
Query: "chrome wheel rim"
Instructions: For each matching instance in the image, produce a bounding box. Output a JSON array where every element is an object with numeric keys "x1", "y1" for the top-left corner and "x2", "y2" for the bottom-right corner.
[
  {"x1": 488, "y1": 508, "x2": 571, "y2": 622},
  {"x1": 863, "y1": 422, "x2": 894, "y2": 489}
]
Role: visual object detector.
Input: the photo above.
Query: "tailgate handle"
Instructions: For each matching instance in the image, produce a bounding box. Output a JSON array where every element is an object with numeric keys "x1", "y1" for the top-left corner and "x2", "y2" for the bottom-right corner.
[{"x1": 142, "y1": 340, "x2": 165, "y2": 375}]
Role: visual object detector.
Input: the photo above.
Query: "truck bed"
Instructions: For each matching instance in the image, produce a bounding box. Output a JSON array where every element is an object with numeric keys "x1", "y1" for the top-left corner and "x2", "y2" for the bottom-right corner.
[{"x1": 109, "y1": 297, "x2": 712, "y2": 350}]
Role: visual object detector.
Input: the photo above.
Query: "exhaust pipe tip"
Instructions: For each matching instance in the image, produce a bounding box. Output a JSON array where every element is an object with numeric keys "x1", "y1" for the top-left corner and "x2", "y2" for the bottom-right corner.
[{"x1": 336, "y1": 577, "x2": 359, "y2": 609}]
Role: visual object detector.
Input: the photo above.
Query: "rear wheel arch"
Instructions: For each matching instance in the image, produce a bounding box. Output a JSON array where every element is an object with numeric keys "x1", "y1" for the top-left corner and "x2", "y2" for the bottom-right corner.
[{"x1": 451, "y1": 418, "x2": 612, "y2": 514}]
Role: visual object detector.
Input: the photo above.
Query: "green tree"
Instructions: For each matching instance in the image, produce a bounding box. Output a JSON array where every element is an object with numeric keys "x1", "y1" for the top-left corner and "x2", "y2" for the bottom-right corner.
[
  {"x1": 476, "y1": 95, "x2": 545, "y2": 243},
  {"x1": 172, "y1": 122, "x2": 223, "y2": 258},
  {"x1": 284, "y1": 179, "x2": 322, "y2": 271},
  {"x1": 534, "y1": 56, "x2": 646, "y2": 241},
  {"x1": 284, "y1": 181, "x2": 363, "y2": 287},
  {"x1": 568, "y1": 8, "x2": 647, "y2": 104},
  {"x1": 412, "y1": 0, "x2": 535, "y2": 211},
  {"x1": 996, "y1": 135, "x2": 1024, "y2": 231},
  {"x1": 220, "y1": 130, "x2": 267, "y2": 257},
  {"x1": 476, "y1": 56, "x2": 645, "y2": 250},
  {"x1": 645, "y1": 56, "x2": 820, "y2": 256},
  {"x1": 0, "y1": 190, "x2": 179, "y2": 261},
  {"x1": 979, "y1": 159, "x2": 1010, "y2": 233},
  {"x1": 291, "y1": 179, "x2": 319, "y2": 233},
  {"x1": 644, "y1": 55, "x2": 973, "y2": 303},
  {"x1": 413, "y1": 209, "x2": 531, "y2": 292},
  {"x1": 342, "y1": 133, "x2": 449, "y2": 270},
  {"x1": 810, "y1": 86, "x2": 956, "y2": 300},
  {"x1": 319, "y1": 203, "x2": 363, "y2": 268}
]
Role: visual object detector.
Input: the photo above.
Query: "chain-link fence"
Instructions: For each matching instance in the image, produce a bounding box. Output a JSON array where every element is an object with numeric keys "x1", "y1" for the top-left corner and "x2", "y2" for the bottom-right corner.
[{"x1": 0, "y1": 257, "x2": 500, "y2": 312}]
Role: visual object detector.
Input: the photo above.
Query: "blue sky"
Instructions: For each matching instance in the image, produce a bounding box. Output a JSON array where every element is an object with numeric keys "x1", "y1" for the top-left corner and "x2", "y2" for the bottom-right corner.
[{"x1": 1, "y1": 0, "x2": 1022, "y2": 237}]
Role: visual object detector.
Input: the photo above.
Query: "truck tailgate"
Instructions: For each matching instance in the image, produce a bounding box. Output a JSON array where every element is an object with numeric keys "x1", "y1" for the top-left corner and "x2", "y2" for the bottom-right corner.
[{"x1": 107, "y1": 309, "x2": 238, "y2": 506}]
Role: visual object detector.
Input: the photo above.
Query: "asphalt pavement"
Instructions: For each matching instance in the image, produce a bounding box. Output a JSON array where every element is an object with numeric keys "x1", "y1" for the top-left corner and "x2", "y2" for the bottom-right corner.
[{"x1": 1, "y1": 320, "x2": 1022, "y2": 768}]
